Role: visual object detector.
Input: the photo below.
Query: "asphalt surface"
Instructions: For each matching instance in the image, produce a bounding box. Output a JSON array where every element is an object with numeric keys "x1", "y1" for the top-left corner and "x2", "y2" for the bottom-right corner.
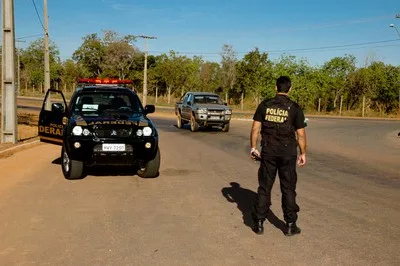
[{"x1": 0, "y1": 111, "x2": 399, "y2": 265}]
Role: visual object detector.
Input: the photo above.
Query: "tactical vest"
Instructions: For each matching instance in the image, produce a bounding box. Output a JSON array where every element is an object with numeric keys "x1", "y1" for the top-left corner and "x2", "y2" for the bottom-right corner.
[{"x1": 261, "y1": 95, "x2": 297, "y2": 156}]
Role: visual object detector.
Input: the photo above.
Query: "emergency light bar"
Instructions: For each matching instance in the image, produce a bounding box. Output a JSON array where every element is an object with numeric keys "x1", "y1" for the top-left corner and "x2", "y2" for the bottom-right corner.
[{"x1": 78, "y1": 78, "x2": 133, "y2": 84}]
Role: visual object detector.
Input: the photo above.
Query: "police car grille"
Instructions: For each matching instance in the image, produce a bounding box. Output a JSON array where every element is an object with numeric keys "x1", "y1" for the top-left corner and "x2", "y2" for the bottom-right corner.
[{"x1": 94, "y1": 128, "x2": 133, "y2": 138}]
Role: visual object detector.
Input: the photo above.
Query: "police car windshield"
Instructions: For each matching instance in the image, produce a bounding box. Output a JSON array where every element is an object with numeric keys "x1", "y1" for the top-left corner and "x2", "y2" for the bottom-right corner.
[
  {"x1": 193, "y1": 95, "x2": 223, "y2": 105},
  {"x1": 72, "y1": 92, "x2": 143, "y2": 117}
]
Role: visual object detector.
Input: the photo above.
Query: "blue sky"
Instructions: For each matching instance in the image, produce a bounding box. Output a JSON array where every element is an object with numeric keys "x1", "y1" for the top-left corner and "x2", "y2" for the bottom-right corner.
[{"x1": 10, "y1": 0, "x2": 400, "y2": 67}]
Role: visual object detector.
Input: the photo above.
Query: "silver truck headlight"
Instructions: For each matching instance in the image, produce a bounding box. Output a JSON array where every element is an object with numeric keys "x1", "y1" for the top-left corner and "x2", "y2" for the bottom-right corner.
[
  {"x1": 72, "y1": 126, "x2": 83, "y2": 136},
  {"x1": 224, "y1": 109, "x2": 232, "y2": 115},
  {"x1": 143, "y1": 127, "x2": 152, "y2": 136},
  {"x1": 196, "y1": 108, "x2": 207, "y2": 114}
]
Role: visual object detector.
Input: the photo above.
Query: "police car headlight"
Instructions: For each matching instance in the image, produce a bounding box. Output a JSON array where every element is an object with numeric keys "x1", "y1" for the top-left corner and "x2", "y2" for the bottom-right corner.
[
  {"x1": 72, "y1": 126, "x2": 83, "y2": 136},
  {"x1": 136, "y1": 129, "x2": 143, "y2": 137},
  {"x1": 82, "y1": 128, "x2": 91, "y2": 136},
  {"x1": 224, "y1": 109, "x2": 232, "y2": 115},
  {"x1": 143, "y1": 127, "x2": 152, "y2": 136},
  {"x1": 196, "y1": 108, "x2": 207, "y2": 114}
]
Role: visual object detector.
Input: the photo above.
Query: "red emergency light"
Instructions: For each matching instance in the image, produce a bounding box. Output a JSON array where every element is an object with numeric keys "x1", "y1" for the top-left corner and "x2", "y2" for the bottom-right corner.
[{"x1": 78, "y1": 78, "x2": 133, "y2": 84}]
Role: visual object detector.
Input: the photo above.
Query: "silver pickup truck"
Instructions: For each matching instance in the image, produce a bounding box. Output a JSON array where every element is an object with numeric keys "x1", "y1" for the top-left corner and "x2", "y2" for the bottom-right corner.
[{"x1": 175, "y1": 92, "x2": 232, "y2": 132}]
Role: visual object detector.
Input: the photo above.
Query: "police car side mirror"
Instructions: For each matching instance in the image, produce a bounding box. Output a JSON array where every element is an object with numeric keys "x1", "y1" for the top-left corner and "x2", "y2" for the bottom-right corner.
[
  {"x1": 144, "y1": 105, "x2": 155, "y2": 114},
  {"x1": 51, "y1": 103, "x2": 65, "y2": 113}
]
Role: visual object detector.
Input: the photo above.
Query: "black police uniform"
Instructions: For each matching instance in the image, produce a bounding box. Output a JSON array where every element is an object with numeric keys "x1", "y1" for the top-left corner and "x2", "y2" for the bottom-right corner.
[{"x1": 252, "y1": 94, "x2": 306, "y2": 224}]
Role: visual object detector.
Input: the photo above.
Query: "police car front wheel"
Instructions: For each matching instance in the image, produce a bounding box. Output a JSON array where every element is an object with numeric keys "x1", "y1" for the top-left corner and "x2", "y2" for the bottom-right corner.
[
  {"x1": 137, "y1": 147, "x2": 160, "y2": 178},
  {"x1": 61, "y1": 146, "x2": 84, "y2": 180}
]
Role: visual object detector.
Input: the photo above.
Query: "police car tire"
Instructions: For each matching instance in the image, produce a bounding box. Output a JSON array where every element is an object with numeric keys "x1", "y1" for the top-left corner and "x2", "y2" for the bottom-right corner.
[
  {"x1": 190, "y1": 115, "x2": 199, "y2": 132},
  {"x1": 137, "y1": 147, "x2": 160, "y2": 178},
  {"x1": 61, "y1": 146, "x2": 84, "y2": 180},
  {"x1": 222, "y1": 123, "x2": 230, "y2": 132},
  {"x1": 177, "y1": 115, "x2": 183, "y2": 129}
]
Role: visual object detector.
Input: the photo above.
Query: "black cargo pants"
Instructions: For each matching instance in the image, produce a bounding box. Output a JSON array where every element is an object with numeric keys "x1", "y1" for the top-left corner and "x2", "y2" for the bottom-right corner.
[{"x1": 254, "y1": 154, "x2": 300, "y2": 223}]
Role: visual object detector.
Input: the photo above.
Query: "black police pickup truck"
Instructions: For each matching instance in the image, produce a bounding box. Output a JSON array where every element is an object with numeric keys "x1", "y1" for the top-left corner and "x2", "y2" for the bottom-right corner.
[{"x1": 38, "y1": 78, "x2": 160, "y2": 180}]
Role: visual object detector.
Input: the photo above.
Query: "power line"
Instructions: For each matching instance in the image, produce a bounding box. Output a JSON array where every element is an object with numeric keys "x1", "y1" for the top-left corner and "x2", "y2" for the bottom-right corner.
[
  {"x1": 196, "y1": 44, "x2": 400, "y2": 56},
  {"x1": 31, "y1": 0, "x2": 45, "y2": 30},
  {"x1": 268, "y1": 14, "x2": 394, "y2": 34},
  {"x1": 148, "y1": 39, "x2": 400, "y2": 56},
  {"x1": 17, "y1": 33, "x2": 43, "y2": 40},
  {"x1": 267, "y1": 43, "x2": 400, "y2": 55},
  {"x1": 265, "y1": 39, "x2": 400, "y2": 53},
  {"x1": 159, "y1": 43, "x2": 400, "y2": 59}
]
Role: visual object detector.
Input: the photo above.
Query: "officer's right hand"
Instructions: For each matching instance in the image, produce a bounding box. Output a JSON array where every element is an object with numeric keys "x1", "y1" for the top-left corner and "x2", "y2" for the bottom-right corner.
[
  {"x1": 297, "y1": 153, "x2": 306, "y2": 167},
  {"x1": 250, "y1": 148, "x2": 261, "y2": 161}
]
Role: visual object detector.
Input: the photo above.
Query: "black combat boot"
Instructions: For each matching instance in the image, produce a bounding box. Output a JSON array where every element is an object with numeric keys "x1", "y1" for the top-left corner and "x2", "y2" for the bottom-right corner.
[
  {"x1": 285, "y1": 222, "x2": 301, "y2": 236},
  {"x1": 253, "y1": 219, "x2": 264, "y2": 235}
]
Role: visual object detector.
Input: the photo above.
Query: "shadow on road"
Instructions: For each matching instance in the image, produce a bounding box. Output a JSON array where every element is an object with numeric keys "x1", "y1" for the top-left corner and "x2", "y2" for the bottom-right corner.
[
  {"x1": 221, "y1": 182, "x2": 286, "y2": 234},
  {"x1": 221, "y1": 182, "x2": 256, "y2": 229},
  {"x1": 173, "y1": 124, "x2": 224, "y2": 133},
  {"x1": 52, "y1": 157, "x2": 62, "y2": 165}
]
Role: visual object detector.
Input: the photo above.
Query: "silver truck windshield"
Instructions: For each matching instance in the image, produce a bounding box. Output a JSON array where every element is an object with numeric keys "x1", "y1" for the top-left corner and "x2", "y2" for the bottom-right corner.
[{"x1": 193, "y1": 95, "x2": 223, "y2": 105}]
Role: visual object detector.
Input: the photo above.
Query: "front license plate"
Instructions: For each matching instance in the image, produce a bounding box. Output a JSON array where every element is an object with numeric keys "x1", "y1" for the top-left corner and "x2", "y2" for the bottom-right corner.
[
  {"x1": 102, "y1": 144, "x2": 126, "y2": 152},
  {"x1": 209, "y1": 116, "x2": 220, "y2": 120}
]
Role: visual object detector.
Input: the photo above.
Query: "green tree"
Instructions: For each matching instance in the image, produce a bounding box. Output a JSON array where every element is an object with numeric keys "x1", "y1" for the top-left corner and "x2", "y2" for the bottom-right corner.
[
  {"x1": 199, "y1": 61, "x2": 221, "y2": 93},
  {"x1": 60, "y1": 59, "x2": 84, "y2": 92},
  {"x1": 181, "y1": 56, "x2": 202, "y2": 94},
  {"x1": 270, "y1": 55, "x2": 320, "y2": 111},
  {"x1": 322, "y1": 55, "x2": 356, "y2": 109},
  {"x1": 20, "y1": 38, "x2": 61, "y2": 91},
  {"x1": 72, "y1": 33, "x2": 105, "y2": 77},
  {"x1": 144, "y1": 55, "x2": 164, "y2": 100},
  {"x1": 101, "y1": 30, "x2": 140, "y2": 79},
  {"x1": 72, "y1": 30, "x2": 142, "y2": 80},
  {"x1": 368, "y1": 62, "x2": 399, "y2": 114},
  {"x1": 236, "y1": 48, "x2": 272, "y2": 106},
  {"x1": 346, "y1": 67, "x2": 371, "y2": 110},
  {"x1": 220, "y1": 44, "x2": 237, "y2": 103},
  {"x1": 157, "y1": 51, "x2": 192, "y2": 104}
]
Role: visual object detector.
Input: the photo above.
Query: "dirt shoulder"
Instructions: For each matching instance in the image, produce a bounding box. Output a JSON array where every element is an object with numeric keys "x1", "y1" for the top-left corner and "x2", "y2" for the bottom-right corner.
[{"x1": 0, "y1": 112, "x2": 40, "y2": 158}]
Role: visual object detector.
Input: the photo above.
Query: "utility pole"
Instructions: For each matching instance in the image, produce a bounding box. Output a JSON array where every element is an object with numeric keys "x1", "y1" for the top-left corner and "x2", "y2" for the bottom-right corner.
[
  {"x1": 43, "y1": 0, "x2": 50, "y2": 93},
  {"x1": 395, "y1": 14, "x2": 399, "y2": 115},
  {"x1": 16, "y1": 40, "x2": 26, "y2": 96},
  {"x1": 135, "y1": 35, "x2": 157, "y2": 106},
  {"x1": 1, "y1": 0, "x2": 17, "y2": 143}
]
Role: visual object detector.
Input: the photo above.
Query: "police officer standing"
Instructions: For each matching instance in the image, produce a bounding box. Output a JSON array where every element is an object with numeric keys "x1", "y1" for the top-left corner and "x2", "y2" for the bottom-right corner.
[{"x1": 250, "y1": 76, "x2": 307, "y2": 236}]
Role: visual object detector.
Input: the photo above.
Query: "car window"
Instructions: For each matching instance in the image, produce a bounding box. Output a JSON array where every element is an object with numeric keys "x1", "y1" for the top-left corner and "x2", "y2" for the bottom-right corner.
[
  {"x1": 183, "y1": 94, "x2": 189, "y2": 104},
  {"x1": 194, "y1": 95, "x2": 223, "y2": 104},
  {"x1": 72, "y1": 92, "x2": 142, "y2": 117},
  {"x1": 194, "y1": 96, "x2": 205, "y2": 104},
  {"x1": 187, "y1": 94, "x2": 193, "y2": 104}
]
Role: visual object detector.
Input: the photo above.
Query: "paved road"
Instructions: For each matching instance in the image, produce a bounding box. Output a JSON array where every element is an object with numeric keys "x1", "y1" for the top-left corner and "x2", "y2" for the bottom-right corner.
[{"x1": 0, "y1": 115, "x2": 399, "y2": 265}]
